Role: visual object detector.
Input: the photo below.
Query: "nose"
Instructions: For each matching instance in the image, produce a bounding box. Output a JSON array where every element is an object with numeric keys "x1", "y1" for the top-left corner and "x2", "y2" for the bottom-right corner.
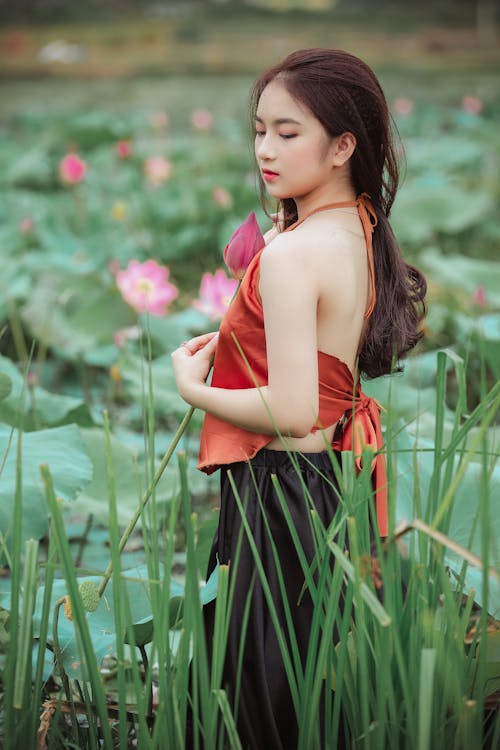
[{"x1": 255, "y1": 133, "x2": 276, "y2": 161}]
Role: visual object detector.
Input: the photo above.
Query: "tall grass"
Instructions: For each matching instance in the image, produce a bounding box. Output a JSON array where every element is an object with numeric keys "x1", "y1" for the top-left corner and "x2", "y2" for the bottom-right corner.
[{"x1": 0, "y1": 356, "x2": 499, "y2": 748}]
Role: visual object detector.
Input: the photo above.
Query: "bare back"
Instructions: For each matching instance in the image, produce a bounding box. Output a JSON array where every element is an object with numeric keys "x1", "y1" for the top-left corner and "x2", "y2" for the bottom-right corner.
[{"x1": 264, "y1": 207, "x2": 370, "y2": 451}]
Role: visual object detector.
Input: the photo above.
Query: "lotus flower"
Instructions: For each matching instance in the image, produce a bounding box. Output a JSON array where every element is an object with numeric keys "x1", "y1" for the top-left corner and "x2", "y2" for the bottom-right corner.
[
  {"x1": 212, "y1": 187, "x2": 232, "y2": 208},
  {"x1": 20, "y1": 216, "x2": 34, "y2": 233},
  {"x1": 144, "y1": 156, "x2": 173, "y2": 186},
  {"x1": 462, "y1": 95, "x2": 483, "y2": 115},
  {"x1": 115, "y1": 139, "x2": 132, "y2": 159},
  {"x1": 472, "y1": 286, "x2": 487, "y2": 307},
  {"x1": 190, "y1": 108, "x2": 213, "y2": 131},
  {"x1": 59, "y1": 153, "x2": 87, "y2": 184},
  {"x1": 392, "y1": 97, "x2": 414, "y2": 117},
  {"x1": 113, "y1": 325, "x2": 141, "y2": 347},
  {"x1": 116, "y1": 259, "x2": 178, "y2": 316},
  {"x1": 193, "y1": 269, "x2": 238, "y2": 320},
  {"x1": 224, "y1": 212, "x2": 265, "y2": 280}
]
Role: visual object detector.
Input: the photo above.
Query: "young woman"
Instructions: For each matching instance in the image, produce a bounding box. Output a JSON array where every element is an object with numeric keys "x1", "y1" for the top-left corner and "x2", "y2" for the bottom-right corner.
[{"x1": 173, "y1": 48, "x2": 426, "y2": 749}]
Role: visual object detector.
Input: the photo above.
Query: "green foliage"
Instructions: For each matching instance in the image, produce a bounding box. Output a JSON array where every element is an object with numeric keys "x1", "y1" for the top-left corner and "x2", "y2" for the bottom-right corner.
[
  {"x1": 0, "y1": 354, "x2": 95, "y2": 429},
  {"x1": 0, "y1": 425, "x2": 93, "y2": 561},
  {"x1": 32, "y1": 565, "x2": 183, "y2": 680},
  {"x1": 21, "y1": 270, "x2": 135, "y2": 364},
  {"x1": 0, "y1": 74, "x2": 498, "y2": 747}
]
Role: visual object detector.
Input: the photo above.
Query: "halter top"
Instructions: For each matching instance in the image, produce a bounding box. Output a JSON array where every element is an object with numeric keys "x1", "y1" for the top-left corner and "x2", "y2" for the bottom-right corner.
[{"x1": 198, "y1": 194, "x2": 388, "y2": 537}]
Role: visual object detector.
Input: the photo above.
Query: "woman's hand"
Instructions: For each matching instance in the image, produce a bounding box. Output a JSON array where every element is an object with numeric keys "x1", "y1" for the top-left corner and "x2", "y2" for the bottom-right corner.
[{"x1": 171, "y1": 331, "x2": 219, "y2": 405}]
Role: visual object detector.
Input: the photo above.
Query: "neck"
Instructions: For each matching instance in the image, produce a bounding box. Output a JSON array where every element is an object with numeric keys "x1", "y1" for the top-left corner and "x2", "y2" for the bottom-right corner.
[{"x1": 294, "y1": 184, "x2": 357, "y2": 220}]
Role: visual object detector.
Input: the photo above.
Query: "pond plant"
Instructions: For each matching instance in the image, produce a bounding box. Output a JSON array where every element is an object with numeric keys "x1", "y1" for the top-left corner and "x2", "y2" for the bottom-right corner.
[{"x1": 0, "y1": 84, "x2": 498, "y2": 747}]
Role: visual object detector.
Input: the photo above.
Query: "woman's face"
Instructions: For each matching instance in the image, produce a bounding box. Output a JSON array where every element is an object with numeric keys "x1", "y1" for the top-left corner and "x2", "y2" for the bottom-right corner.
[{"x1": 254, "y1": 79, "x2": 342, "y2": 210}]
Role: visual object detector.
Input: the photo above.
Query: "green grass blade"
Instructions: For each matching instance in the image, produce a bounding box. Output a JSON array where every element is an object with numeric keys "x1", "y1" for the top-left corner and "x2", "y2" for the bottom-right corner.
[
  {"x1": 103, "y1": 410, "x2": 130, "y2": 750},
  {"x1": 41, "y1": 463, "x2": 114, "y2": 749},
  {"x1": 417, "y1": 648, "x2": 436, "y2": 750},
  {"x1": 214, "y1": 689, "x2": 243, "y2": 750}
]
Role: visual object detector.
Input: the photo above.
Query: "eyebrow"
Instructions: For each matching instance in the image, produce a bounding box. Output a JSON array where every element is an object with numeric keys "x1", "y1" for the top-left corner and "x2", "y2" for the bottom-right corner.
[{"x1": 254, "y1": 115, "x2": 302, "y2": 126}]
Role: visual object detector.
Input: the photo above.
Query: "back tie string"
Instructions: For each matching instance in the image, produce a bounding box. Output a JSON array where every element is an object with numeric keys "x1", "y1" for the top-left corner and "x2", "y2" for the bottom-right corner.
[
  {"x1": 284, "y1": 193, "x2": 378, "y2": 319},
  {"x1": 356, "y1": 192, "x2": 378, "y2": 319}
]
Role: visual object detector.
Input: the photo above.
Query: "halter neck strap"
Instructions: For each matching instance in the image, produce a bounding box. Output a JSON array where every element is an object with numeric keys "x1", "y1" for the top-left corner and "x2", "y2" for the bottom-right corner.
[{"x1": 285, "y1": 193, "x2": 378, "y2": 319}]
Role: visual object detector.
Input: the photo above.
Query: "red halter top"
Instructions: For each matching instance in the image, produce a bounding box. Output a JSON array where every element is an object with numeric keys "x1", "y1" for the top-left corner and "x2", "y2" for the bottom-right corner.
[{"x1": 197, "y1": 194, "x2": 388, "y2": 537}]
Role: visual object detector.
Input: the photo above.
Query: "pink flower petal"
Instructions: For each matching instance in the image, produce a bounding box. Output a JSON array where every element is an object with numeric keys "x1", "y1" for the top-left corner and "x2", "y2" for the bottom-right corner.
[
  {"x1": 472, "y1": 286, "x2": 487, "y2": 306},
  {"x1": 59, "y1": 153, "x2": 87, "y2": 185},
  {"x1": 116, "y1": 259, "x2": 178, "y2": 316},
  {"x1": 191, "y1": 109, "x2": 213, "y2": 131},
  {"x1": 192, "y1": 269, "x2": 238, "y2": 320},
  {"x1": 212, "y1": 187, "x2": 232, "y2": 208},
  {"x1": 462, "y1": 95, "x2": 483, "y2": 115},
  {"x1": 224, "y1": 212, "x2": 265, "y2": 279},
  {"x1": 144, "y1": 156, "x2": 173, "y2": 186},
  {"x1": 116, "y1": 140, "x2": 132, "y2": 159},
  {"x1": 392, "y1": 97, "x2": 414, "y2": 117}
]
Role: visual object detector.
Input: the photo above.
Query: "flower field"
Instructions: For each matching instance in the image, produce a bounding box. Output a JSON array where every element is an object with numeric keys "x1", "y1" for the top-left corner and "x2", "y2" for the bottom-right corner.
[{"x1": 0, "y1": 64, "x2": 499, "y2": 748}]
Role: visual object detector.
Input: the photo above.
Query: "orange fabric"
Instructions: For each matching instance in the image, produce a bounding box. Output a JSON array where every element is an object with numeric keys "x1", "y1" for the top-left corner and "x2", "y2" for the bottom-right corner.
[{"x1": 197, "y1": 196, "x2": 388, "y2": 537}]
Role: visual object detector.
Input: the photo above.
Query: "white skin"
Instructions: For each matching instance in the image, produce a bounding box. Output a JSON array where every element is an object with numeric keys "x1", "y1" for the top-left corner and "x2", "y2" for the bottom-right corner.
[{"x1": 172, "y1": 78, "x2": 372, "y2": 450}]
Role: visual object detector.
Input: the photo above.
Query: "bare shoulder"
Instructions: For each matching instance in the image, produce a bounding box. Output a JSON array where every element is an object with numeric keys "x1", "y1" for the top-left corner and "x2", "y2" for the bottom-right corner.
[{"x1": 262, "y1": 220, "x2": 363, "y2": 271}]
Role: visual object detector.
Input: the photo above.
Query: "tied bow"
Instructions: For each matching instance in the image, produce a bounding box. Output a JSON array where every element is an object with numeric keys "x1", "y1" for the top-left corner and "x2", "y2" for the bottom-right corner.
[{"x1": 333, "y1": 393, "x2": 388, "y2": 537}]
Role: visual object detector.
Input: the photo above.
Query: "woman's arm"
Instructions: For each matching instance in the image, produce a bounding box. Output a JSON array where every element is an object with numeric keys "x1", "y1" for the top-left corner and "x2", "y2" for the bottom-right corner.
[{"x1": 172, "y1": 235, "x2": 320, "y2": 437}]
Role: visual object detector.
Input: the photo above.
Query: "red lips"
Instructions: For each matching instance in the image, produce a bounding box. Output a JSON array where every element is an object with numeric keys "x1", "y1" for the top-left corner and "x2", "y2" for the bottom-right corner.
[{"x1": 262, "y1": 169, "x2": 279, "y2": 182}]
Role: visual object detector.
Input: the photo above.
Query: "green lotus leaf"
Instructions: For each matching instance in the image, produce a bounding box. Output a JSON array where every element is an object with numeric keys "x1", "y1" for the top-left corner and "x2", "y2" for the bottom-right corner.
[
  {"x1": 0, "y1": 373, "x2": 12, "y2": 403},
  {"x1": 0, "y1": 354, "x2": 94, "y2": 429},
  {"x1": 392, "y1": 186, "x2": 493, "y2": 243},
  {"x1": 21, "y1": 271, "x2": 136, "y2": 361},
  {"x1": 31, "y1": 566, "x2": 183, "y2": 680},
  {"x1": 0, "y1": 424, "x2": 93, "y2": 556},
  {"x1": 420, "y1": 248, "x2": 500, "y2": 307}
]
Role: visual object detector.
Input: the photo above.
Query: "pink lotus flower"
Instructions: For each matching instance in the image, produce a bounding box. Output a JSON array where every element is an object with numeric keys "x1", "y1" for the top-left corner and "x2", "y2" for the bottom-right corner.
[
  {"x1": 20, "y1": 216, "x2": 34, "y2": 233},
  {"x1": 116, "y1": 139, "x2": 132, "y2": 159},
  {"x1": 190, "y1": 108, "x2": 213, "y2": 131},
  {"x1": 462, "y1": 95, "x2": 483, "y2": 115},
  {"x1": 193, "y1": 269, "x2": 238, "y2": 320},
  {"x1": 113, "y1": 325, "x2": 141, "y2": 347},
  {"x1": 26, "y1": 371, "x2": 37, "y2": 387},
  {"x1": 108, "y1": 258, "x2": 121, "y2": 275},
  {"x1": 144, "y1": 156, "x2": 173, "y2": 186},
  {"x1": 392, "y1": 97, "x2": 414, "y2": 117},
  {"x1": 472, "y1": 286, "x2": 487, "y2": 306},
  {"x1": 59, "y1": 153, "x2": 87, "y2": 185},
  {"x1": 224, "y1": 212, "x2": 265, "y2": 280},
  {"x1": 212, "y1": 187, "x2": 233, "y2": 208},
  {"x1": 116, "y1": 259, "x2": 178, "y2": 316}
]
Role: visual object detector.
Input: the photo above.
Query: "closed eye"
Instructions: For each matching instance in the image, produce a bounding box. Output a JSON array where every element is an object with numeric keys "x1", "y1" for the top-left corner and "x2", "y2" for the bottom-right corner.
[{"x1": 280, "y1": 134, "x2": 297, "y2": 139}]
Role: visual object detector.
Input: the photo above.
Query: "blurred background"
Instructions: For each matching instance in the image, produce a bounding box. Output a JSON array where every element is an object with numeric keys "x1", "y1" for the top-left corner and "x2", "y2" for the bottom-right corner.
[
  {"x1": 0, "y1": 0, "x2": 499, "y2": 640},
  {"x1": 0, "y1": 0, "x2": 499, "y2": 526}
]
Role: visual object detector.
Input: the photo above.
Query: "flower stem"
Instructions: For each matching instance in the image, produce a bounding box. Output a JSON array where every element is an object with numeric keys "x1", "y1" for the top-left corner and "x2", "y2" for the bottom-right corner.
[
  {"x1": 53, "y1": 596, "x2": 80, "y2": 739},
  {"x1": 97, "y1": 406, "x2": 195, "y2": 598}
]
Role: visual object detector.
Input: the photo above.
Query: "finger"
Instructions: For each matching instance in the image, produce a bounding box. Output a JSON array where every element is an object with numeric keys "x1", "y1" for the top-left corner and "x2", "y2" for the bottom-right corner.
[{"x1": 184, "y1": 331, "x2": 219, "y2": 354}]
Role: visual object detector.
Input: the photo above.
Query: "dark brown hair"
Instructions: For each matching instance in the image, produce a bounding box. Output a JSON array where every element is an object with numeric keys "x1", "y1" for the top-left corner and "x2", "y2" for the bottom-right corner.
[{"x1": 250, "y1": 48, "x2": 426, "y2": 378}]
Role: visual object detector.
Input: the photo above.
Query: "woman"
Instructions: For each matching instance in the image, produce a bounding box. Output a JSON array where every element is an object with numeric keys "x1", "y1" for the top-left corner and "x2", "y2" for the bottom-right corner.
[{"x1": 173, "y1": 48, "x2": 426, "y2": 749}]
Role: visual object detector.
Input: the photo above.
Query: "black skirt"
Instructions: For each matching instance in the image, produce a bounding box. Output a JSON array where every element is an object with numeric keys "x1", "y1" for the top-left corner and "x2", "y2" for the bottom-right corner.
[{"x1": 199, "y1": 448, "x2": 344, "y2": 750}]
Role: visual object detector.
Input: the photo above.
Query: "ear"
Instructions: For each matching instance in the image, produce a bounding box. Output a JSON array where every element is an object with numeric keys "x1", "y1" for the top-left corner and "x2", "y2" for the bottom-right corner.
[{"x1": 331, "y1": 132, "x2": 356, "y2": 167}]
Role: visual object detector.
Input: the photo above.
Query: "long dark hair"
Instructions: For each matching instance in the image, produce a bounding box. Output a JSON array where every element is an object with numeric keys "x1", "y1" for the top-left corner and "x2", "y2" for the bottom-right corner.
[{"x1": 250, "y1": 48, "x2": 426, "y2": 379}]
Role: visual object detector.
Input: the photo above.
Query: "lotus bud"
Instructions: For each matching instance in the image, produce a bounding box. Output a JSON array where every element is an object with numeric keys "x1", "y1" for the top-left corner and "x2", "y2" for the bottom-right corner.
[{"x1": 223, "y1": 212, "x2": 265, "y2": 280}]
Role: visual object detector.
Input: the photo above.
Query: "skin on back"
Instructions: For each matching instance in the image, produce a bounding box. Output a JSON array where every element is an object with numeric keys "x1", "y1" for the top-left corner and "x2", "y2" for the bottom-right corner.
[{"x1": 263, "y1": 209, "x2": 369, "y2": 451}]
